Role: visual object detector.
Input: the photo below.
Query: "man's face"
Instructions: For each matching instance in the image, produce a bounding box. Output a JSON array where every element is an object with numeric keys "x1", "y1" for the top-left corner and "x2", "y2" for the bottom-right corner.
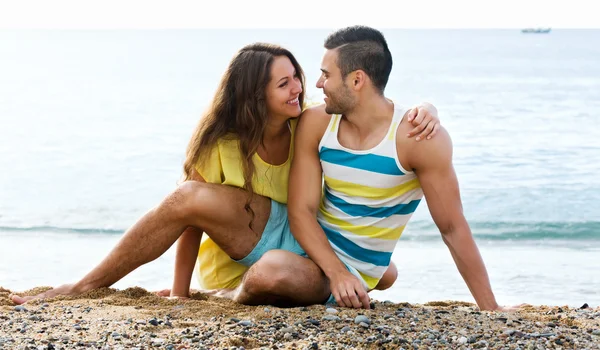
[{"x1": 316, "y1": 49, "x2": 356, "y2": 115}]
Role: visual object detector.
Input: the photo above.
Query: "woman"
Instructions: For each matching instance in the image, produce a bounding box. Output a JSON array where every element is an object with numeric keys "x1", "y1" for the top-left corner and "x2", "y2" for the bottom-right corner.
[{"x1": 11, "y1": 43, "x2": 439, "y2": 305}]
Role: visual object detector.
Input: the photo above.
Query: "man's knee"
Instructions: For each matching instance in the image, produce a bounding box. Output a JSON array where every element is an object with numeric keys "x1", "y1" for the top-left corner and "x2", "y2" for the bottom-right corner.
[
  {"x1": 241, "y1": 250, "x2": 294, "y2": 295},
  {"x1": 166, "y1": 181, "x2": 211, "y2": 219},
  {"x1": 375, "y1": 262, "x2": 398, "y2": 290}
]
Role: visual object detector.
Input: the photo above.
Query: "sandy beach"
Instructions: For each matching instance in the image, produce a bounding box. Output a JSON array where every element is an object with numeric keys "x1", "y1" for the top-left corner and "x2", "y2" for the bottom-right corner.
[{"x1": 1, "y1": 286, "x2": 599, "y2": 349}]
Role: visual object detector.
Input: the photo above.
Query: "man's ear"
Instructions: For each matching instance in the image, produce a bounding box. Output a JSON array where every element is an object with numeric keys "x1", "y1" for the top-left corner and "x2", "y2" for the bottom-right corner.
[{"x1": 351, "y1": 70, "x2": 367, "y2": 91}]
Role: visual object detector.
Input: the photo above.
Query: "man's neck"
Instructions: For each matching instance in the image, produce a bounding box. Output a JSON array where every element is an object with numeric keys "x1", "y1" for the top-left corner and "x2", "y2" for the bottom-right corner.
[{"x1": 343, "y1": 94, "x2": 394, "y2": 134}]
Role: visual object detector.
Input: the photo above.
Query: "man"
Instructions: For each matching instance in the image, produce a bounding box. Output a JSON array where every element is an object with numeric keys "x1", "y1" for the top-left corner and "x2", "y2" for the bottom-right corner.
[{"x1": 287, "y1": 25, "x2": 513, "y2": 310}]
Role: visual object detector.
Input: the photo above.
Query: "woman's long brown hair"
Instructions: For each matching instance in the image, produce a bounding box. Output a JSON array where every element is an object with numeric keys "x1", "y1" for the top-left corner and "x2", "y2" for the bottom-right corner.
[{"x1": 183, "y1": 43, "x2": 305, "y2": 229}]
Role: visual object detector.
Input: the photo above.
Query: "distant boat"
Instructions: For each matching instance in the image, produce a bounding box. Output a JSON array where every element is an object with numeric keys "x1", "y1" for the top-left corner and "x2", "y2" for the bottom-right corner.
[{"x1": 521, "y1": 28, "x2": 551, "y2": 34}]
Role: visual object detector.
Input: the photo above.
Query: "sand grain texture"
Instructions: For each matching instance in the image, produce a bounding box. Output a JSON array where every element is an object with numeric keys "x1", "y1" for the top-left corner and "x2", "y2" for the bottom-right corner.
[{"x1": 1, "y1": 286, "x2": 599, "y2": 349}]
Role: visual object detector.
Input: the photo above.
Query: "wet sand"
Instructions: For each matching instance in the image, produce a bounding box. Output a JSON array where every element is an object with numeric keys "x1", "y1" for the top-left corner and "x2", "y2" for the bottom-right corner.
[{"x1": 1, "y1": 286, "x2": 599, "y2": 349}]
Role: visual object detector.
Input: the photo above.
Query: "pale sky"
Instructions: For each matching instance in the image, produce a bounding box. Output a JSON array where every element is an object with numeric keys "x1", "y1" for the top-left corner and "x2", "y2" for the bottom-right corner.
[{"x1": 0, "y1": 0, "x2": 598, "y2": 29}]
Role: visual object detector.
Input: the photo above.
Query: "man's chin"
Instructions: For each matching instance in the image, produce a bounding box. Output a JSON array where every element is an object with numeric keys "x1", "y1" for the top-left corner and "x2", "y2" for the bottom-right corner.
[{"x1": 324, "y1": 105, "x2": 341, "y2": 115}]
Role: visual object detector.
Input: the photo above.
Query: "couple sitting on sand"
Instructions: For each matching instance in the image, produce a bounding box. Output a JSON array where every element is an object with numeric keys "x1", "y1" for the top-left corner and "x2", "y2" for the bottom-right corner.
[{"x1": 12, "y1": 26, "x2": 518, "y2": 311}]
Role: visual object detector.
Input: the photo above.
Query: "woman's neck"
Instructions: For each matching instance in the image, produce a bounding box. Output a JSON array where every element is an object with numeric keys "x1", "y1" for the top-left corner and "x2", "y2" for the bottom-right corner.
[{"x1": 263, "y1": 117, "x2": 290, "y2": 142}]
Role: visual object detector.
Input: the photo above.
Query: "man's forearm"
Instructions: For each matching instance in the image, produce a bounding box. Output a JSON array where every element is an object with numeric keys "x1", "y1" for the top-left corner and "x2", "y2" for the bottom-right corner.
[
  {"x1": 289, "y1": 209, "x2": 346, "y2": 278},
  {"x1": 442, "y1": 225, "x2": 499, "y2": 310}
]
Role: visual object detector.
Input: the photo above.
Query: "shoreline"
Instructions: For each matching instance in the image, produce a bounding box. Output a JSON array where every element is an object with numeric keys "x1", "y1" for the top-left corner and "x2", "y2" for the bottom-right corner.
[{"x1": 1, "y1": 287, "x2": 599, "y2": 349}]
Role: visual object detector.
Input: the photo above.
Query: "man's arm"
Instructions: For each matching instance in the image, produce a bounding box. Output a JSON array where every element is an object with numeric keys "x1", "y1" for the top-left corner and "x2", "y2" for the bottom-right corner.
[
  {"x1": 288, "y1": 106, "x2": 370, "y2": 309},
  {"x1": 405, "y1": 125, "x2": 500, "y2": 311}
]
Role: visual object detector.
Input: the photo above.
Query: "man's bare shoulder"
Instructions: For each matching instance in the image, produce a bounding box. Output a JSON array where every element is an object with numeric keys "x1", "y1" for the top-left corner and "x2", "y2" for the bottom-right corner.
[
  {"x1": 396, "y1": 117, "x2": 453, "y2": 170},
  {"x1": 301, "y1": 103, "x2": 330, "y2": 119},
  {"x1": 298, "y1": 104, "x2": 332, "y2": 133}
]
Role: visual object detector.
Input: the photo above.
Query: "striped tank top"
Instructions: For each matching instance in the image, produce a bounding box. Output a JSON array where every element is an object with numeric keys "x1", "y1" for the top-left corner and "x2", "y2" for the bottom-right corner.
[{"x1": 317, "y1": 107, "x2": 423, "y2": 290}]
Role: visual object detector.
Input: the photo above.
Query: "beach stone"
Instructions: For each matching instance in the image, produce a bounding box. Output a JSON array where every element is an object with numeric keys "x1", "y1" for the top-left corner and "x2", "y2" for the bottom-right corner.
[
  {"x1": 14, "y1": 306, "x2": 27, "y2": 312},
  {"x1": 504, "y1": 329, "x2": 516, "y2": 336},
  {"x1": 325, "y1": 307, "x2": 338, "y2": 314},
  {"x1": 283, "y1": 333, "x2": 293, "y2": 340},
  {"x1": 458, "y1": 336, "x2": 468, "y2": 344},
  {"x1": 359, "y1": 322, "x2": 369, "y2": 328},
  {"x1": 308, "y1": 319, "x2": 320, "y2": 326},
  {"x1": 476, "y1": 340, "x2": 489, "y2": 348},
  {"x1": 322, "y1": 315, "x2": 340, "y2": 322},
  {"x1": 239, "y1": 320, "x2": 253, "y2": 327},
  {"x1": 73, "y1": 324, "x2": 82, "y2": 331},
  {"x1": 281, "y1": 327, "x2": 294, "y2": 334},
  {"x1": 341, "y1": 326, "x2": 351, "y2": 333},
  {"x1": 148, "y1": 318, "x2": 159, "y2": 326},
  {"x1": 592, "y1": 329, "x2": 600, "y2": 336},
  {"x1": 354, "y1": 315, "x2": 371, "y2": 325},
  {"x1": 263, "y1": 308, "x2": 270, "y2": 313}
]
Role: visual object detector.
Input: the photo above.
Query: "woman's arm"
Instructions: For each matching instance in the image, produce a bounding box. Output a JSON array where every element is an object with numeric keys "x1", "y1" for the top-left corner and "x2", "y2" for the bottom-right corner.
[{"x1": 170, "y1": 169, "x2": 206, "y2": 297}]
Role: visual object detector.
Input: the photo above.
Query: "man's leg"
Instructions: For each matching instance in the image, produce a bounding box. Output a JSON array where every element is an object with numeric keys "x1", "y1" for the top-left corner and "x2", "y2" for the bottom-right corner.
[
  {"x1": 208, "y1": 250, "x2": 331, "y2": 307},
  {"x1": 11, "y1": 181, "x2": 271, "y2": 304},
  {"x1": 374, "y1": 262, "x2": 398, "y2": 290}
]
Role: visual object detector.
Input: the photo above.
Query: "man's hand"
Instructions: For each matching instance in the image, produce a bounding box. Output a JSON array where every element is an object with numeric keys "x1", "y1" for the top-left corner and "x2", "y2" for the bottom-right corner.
[
  {"x1": 406, "y1": 106, "x2": 440, "y2": 141},
  {"x1": 329, "y1": 270, "x2": 370, "y2": 309}
]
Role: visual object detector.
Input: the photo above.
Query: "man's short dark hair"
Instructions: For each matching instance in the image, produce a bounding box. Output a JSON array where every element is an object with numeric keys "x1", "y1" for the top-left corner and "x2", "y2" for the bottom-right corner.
[{"x1": 324, "y1": 26, "x2": 392, "y2": 94}]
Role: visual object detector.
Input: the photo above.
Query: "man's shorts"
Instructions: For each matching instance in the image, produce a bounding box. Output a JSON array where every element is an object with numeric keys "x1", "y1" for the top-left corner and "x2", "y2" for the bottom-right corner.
[{"x1": 234, "y1": 199, "x2": 340, "y2": 304}]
